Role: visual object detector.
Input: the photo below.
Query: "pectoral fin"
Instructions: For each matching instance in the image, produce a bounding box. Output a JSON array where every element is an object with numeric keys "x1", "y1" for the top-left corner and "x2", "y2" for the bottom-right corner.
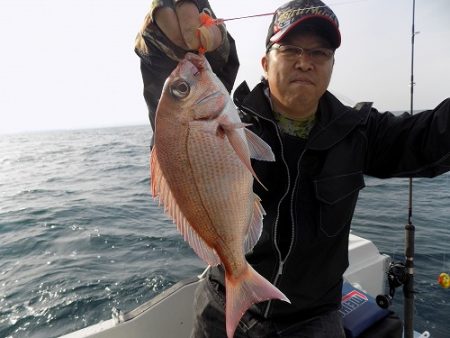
[
  {"x1": 218, "y1": 115, "x2": 274, "y2": 190},
  {"x1": 244, "y1": 128, "x2": 275, "y2": 162}
]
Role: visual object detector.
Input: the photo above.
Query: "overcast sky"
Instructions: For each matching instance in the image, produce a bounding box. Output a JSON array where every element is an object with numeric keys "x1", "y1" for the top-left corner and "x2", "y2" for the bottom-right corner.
[{"x1": 1, "y1": 0, "x2": 449, "y2": 134}]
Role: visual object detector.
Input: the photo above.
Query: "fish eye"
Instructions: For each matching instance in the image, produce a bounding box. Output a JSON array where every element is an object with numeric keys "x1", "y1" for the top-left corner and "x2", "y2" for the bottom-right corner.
[{"x1": 170, "y1": 79, "x2": 190, "y2": 99}]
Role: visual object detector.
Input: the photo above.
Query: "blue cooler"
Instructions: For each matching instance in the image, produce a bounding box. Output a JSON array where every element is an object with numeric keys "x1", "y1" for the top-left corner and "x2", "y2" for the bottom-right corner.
[{"x1": 340, "y1": 282, "x2": 391, "y2": 338}]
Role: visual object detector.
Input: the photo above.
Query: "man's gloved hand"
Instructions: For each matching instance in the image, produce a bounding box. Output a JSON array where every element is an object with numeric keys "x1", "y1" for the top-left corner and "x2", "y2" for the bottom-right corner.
[
  {"x1": 136, "y1": 0, "x2": 226, "y2": 60},
  {"x1": 154, "y1": 0, "x2": 222, "y2": 52}
]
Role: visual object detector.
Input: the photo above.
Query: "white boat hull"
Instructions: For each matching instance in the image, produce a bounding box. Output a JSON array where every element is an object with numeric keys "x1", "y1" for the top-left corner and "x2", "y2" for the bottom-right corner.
[{"x1": 60, "y1": 234, "x2": 427, "y2": 338}]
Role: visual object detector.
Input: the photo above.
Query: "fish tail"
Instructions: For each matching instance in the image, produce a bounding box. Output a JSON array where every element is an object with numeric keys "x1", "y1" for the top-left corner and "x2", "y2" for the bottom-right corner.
[{"x1": 224, "y1": 264, "x2": 290, "y2": 338}]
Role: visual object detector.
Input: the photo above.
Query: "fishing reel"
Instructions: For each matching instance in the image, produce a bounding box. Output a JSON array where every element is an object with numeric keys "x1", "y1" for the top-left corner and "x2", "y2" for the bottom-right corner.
[{"x1": 376, "y1": 261, "x2": 408, "y2": 309}]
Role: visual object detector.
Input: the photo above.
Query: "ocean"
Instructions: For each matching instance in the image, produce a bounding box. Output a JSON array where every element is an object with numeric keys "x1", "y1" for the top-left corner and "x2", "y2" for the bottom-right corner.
[{"x1": 0, "y1": 125, "x2": 449, "y2": 338}]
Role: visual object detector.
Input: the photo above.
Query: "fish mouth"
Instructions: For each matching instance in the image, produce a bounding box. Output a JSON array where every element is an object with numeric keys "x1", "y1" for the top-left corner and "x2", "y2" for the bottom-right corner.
[
  {"x1": 193, "y1": 90, "x2": 223, "y2": 120},
  {"x1": 195, "y1": 90, "x2": 221, "y2": 105}
]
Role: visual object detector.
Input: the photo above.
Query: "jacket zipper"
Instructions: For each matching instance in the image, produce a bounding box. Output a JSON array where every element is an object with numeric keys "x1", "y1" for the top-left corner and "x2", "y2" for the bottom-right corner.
[
  {"x1": 264, "y1": 146, "x2": 308, "y2": 318},
  {"x1": 264, "y1": 120, "x2": 290, "y2": 318},
  {"x1": 241, "y1": 105, "x2": 302, "y2": 317}
]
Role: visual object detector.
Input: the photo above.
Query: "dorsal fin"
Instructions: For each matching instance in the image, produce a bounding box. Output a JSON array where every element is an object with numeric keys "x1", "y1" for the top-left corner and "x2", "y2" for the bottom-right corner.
[{"x1": 150, "y1": 148, "x2": 221, "y2": 266}]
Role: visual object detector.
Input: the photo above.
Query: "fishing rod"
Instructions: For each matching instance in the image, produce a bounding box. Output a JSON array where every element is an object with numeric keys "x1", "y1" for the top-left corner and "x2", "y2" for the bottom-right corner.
[{"x1": 404, "y1": 0, "x2": 417, "y2": 337}]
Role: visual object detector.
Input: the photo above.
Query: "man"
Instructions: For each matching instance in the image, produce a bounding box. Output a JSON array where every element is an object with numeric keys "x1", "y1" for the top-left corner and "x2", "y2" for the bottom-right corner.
[{"x1": 135, "y1": 0, "x2": 450, "y2": 337}]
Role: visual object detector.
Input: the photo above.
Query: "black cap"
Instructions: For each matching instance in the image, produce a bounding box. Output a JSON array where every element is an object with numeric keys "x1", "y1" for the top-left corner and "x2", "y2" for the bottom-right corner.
[{"x1": 266, "y1": 0, "x2": 341, "y2": 50}]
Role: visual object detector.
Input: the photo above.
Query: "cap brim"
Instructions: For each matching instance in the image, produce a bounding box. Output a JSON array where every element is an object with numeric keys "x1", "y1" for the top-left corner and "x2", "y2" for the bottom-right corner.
[{"x1": 270, "y1": 15, "x2": 341, "y2": 49}]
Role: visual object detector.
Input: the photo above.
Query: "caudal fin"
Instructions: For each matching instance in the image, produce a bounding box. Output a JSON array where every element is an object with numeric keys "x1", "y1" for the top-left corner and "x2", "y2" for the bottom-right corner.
[{"x1": 225, "y1": 265, "x2": 290, "y2": 338}]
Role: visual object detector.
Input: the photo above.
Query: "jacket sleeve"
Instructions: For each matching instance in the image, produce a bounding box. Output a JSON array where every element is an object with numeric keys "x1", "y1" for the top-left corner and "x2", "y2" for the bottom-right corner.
[
  {"x1": 134, "y1": 0, "x2": 239, "y2": 141},
  {"x1": 364, "y1": 98, "x2": 450, "y2": 178}
]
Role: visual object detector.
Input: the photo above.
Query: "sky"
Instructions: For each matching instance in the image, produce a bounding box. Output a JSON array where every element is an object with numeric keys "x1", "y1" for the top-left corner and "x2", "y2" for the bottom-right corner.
[{"x1": 0, "y1": 0, "x2": 449, "y2": 134}]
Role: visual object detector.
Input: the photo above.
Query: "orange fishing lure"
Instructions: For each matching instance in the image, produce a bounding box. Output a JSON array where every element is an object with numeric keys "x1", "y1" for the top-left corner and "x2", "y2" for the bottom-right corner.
[{"x1": 196, "y1": 12, "x2": 215, "y2": 54}]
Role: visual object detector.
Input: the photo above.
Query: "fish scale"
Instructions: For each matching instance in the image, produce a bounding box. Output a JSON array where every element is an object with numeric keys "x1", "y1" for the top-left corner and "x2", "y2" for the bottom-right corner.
[{"x1": 187, "y1": 119, "x2": 252, "y2": 268}]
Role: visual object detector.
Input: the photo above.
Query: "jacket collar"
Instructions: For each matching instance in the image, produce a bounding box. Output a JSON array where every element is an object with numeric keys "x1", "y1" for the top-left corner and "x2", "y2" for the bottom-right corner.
[{"x1": 234, "y1": 81, "x2": 373, "y2": 150}]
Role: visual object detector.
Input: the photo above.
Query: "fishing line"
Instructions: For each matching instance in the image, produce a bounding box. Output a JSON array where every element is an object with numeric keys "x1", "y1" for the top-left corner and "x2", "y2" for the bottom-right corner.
[
  {"x1": 214, "y1": 12, "x2": 274, "y2": 24},
  {"x1": 214, "y1": 0, "x2": 371, "y2": 24}
]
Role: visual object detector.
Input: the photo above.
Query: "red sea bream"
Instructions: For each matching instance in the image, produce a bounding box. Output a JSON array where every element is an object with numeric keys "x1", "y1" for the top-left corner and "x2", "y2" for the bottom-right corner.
[{"x1": 150, "y1": 53, "x2": 290, "y2": 338}]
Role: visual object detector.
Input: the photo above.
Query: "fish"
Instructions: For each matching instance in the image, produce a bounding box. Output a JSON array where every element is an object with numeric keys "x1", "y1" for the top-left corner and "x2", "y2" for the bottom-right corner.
[{"x1": 150, "y1": 52, "x2": 290, "y2": 338}]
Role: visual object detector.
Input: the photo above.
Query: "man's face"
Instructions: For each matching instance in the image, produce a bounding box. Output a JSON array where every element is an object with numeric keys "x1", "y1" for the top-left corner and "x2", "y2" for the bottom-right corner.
[{"x1": 262, "y1": 31, "x2": 334, "y2": 118}]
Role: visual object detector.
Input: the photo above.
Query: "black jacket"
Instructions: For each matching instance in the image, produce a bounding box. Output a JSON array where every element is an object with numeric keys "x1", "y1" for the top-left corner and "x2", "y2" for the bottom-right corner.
[{"x1": 208, "y1": 81, "x2": 450, "y2": 321}]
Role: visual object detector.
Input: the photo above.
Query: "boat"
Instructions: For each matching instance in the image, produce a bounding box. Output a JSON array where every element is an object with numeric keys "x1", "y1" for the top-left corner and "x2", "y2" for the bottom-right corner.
[{"x1": 59, "y1": 233, "x2": 430, "y2": 338}]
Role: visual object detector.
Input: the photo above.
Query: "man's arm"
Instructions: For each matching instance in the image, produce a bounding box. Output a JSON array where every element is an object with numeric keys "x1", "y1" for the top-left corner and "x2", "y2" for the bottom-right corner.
[
  {"x1": 134, "y1": 0, "x2": 239, "y2": 136},
  {"x1": 364, "y1": 98, "x2": 450, "y2": 178}
]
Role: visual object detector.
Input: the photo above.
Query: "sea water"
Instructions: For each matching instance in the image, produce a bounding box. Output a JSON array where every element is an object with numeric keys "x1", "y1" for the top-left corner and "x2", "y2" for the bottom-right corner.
[{"x1": 0, "y1": 125, "x2": 449, "y2": 337}]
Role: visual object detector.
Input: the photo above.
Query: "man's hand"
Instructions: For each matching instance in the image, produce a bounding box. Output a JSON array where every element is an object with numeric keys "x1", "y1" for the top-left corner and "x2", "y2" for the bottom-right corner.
[{"x1": 154, "y1": 0, "x2": 222, "y2": 52}]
